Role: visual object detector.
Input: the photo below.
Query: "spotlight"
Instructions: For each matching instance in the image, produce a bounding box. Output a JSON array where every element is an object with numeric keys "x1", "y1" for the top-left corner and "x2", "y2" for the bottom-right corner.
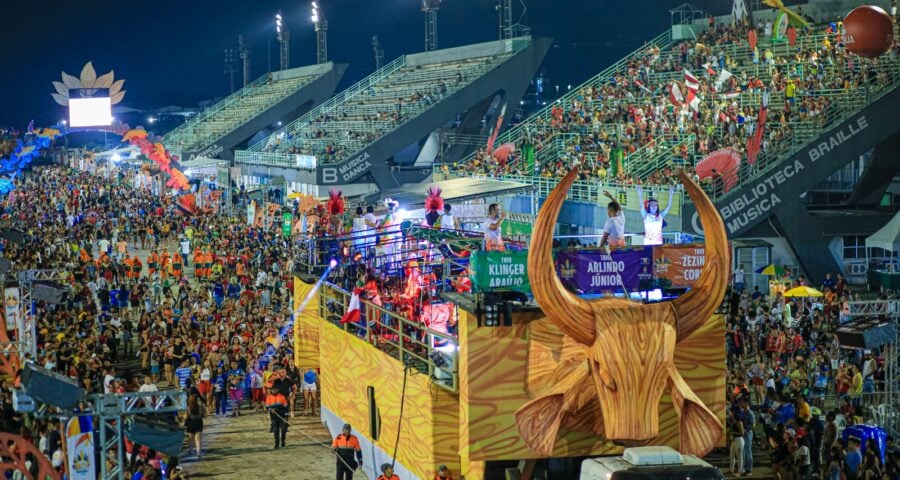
[{"x1": 329, "y1": 259, "x2": 338, "y2": 268}]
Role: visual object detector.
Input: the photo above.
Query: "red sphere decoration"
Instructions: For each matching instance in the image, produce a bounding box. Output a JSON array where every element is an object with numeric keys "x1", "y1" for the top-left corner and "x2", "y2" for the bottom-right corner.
[{"x1": 843, "y1": 5, "x2": 894, "y2": 59}]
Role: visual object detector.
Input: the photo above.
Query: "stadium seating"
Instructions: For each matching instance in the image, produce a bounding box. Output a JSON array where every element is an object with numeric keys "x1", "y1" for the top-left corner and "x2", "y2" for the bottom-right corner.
[
  {"x1": 449, "y1": 23, "x2": 900, "y2": 200},
  {"x1": 164, "y1": 71, "x2": 319, "y2": 154},
  {"x1": 235, "y1": 44, "x2": 520, "y2": 168}
]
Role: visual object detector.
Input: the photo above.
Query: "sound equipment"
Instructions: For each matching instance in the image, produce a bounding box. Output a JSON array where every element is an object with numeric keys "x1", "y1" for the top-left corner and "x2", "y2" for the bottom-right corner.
[
  {"x1": 20, "y1": 361, "x2": 84, "y2": 410},
  {"x1": 32, "y1": 281, "x2": 69, "y2": 304},
  {"x1": 836, "y1": 317, "x2": 896, "y2": 350}
]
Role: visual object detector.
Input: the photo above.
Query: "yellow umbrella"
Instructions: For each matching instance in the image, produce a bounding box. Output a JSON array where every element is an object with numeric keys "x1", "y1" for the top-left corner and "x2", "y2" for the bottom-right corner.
[
  {"x1": 286, "y1": 192, "x2": 304, "y2": 200},
  {"x1": 783, "y1": 286, "x2": 824, "y2": 298}
]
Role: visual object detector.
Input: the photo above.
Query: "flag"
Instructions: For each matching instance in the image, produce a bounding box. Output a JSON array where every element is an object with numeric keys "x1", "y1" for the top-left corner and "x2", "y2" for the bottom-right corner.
[
  {"x1": 714, "y1": 69, "x2": 733, "y2": 92},
  {"x1": 684, "y1": 69, "x2": 699, "y2": 93},
  {"x1": 635, "y1": 80, "x2": 653, "y2": 95},
  {"x1": 340, "y1": 288, "x2": 364, "y2": 324},
  {"x1": 746, "y1": 91, "x2": 769, "y2": 165},
  {"x1": 486, "y1": 103, "x2": 507, "y2": 154},
  {"x1": 670, "y1": 82, "x2": 686, "y2": 106},
  {"x1": 703, "y1": 62, "x2": 716, "y2": 75}
]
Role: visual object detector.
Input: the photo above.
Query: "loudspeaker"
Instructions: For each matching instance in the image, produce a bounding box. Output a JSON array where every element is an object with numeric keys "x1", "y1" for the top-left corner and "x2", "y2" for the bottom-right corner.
[
  {"x1": 836, "y1": 317, "x2": 897, "y2": 350},
  {"x1": 21, "y1": 361, "x2": 84, "y2": 410},
  {"x1": 367, "y1": 386, "x2": 381, "y2": 440},
  {"x1": 32, "y1": 281, "x2": 68, "y2": 304}
]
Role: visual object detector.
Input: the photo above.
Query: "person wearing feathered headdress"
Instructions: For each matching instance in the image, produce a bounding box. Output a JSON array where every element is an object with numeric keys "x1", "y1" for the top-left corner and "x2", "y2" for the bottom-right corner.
[
  {"x1": 424, "y1": 186, "x2": 444, "y2": 228},
  {"x1": 325, "y1": 189, "x2": 345, "y2": 236}
]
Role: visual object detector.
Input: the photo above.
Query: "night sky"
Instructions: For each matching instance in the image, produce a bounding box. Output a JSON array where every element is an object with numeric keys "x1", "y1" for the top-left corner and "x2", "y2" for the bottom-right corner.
[{"x1": 0, "y1": 0, "x2": 729, "y2": 127}]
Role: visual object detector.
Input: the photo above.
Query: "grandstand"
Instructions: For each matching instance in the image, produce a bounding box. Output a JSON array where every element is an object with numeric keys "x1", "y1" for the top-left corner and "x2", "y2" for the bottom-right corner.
[
  {"x1": 163, "y1": 62, "x2": 346, "y2": 161},
  {"x1": 234, "y1": 36, "x2": 551, "y2": 192},
  {"x1": 446, "y1": 12, "x2": 900, "y2": 283}
]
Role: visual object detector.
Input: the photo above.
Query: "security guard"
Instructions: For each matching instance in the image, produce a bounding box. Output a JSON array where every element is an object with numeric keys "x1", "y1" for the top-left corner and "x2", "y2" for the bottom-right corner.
[
  {"x1": 331, "y1": 423, "x2": 362, "y2": 480},
  {"x1": 377, "y1": 464, "x2": 400, "y2": 480},
  {"x1": 265, "y1": 380, "x2": 289, "y2": 449}
]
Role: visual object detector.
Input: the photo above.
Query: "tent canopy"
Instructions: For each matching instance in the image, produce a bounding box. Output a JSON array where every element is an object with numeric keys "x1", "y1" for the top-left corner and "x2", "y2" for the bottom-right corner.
[{"x1": 866, "y1": 211, "x2": 900, "y2": 253}]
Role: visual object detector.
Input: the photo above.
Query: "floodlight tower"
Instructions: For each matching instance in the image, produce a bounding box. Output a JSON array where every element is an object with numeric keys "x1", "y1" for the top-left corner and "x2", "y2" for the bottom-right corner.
[
  {"x1": 372, "y1": 35, "x2": 384, "y2": 70},
  {"x1": 276, "y1": 11, "x2": 290, "y2": 70},
  {"x1": 312, "y1": 2, "x2": 328, "y2": 64},
  {"x1": 422, "y1": 0, "x2": 441, "y2": 52},
  {"x1": 239, "y1": 34, "x2": 251, "y2": 87},
  {"x1": 497, "y1": 0, "x2": 513, "y2": 39},
  {"x1": 224, "y1": 48, "x2": 238, "y2": 93}
]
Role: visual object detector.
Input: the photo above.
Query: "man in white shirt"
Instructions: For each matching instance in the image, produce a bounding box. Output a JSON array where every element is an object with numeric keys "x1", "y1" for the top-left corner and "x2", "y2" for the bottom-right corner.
[
  {"x1": 483, "y1": 204, "x2": 505, "y2": 251},
  {"x1": 138, "y1": 376, "x2": 158, "y2": 393},
  {"x1": 732, "y1": 264, "x2": 746, "y2": 292},
  {"x1": 599, "y1": 191, "x2": 625, "y2": 249},
  {"x1": 98, "y1": 237, "x2": 110, "y2": 255},
  {"x1": 363, "y1": 205, "x2": 378, "y2": 251},
  {"x1": 180, "y1": 236, "x2": 191, "y2": 266},
  {"x1": 103, "y1": 367, "x2": 116, "y2": 394}
]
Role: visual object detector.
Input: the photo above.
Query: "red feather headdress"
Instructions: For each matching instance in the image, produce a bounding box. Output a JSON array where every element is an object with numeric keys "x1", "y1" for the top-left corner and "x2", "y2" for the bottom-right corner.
[
  {"x1": 326, "y1": 189, "x2": 345, "y2": 216},
  {"x1": 425, "y1": 186, "x2": 444, "y2": 212}
]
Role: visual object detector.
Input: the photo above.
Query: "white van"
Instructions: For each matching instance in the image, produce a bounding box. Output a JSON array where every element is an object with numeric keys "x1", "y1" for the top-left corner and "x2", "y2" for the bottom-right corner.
[{"x1": 581, "y1": 446, "x2": 724, "y2": 480}]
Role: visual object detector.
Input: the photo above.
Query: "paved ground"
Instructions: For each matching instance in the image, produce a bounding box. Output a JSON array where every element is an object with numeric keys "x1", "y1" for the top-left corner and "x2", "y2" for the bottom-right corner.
[
  {"x1": 179, "y1": 410, "x2": 337, "y2": 479},
  {"x1": 122, "y1": 241, "x2": 340, "y2": 480}
]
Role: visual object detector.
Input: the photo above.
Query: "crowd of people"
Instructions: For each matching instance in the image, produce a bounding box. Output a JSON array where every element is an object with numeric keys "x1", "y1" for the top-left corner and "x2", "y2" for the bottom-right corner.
[
  {"x1": 454, "y1": 18, "x2": 899, "y2": 192},
  {"x1": 0, "y1": 165, "x2": 320, "y2": 479},
  {"x1": 723, "y1": 269, "x2": 900, "y2": 480}
]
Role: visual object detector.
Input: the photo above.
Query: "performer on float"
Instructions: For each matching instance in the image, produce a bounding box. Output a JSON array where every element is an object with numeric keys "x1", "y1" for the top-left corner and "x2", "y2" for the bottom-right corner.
[
  {"x1": 599, "y1": 191, "x2": 625, "y2": 249},
  {"x1": 325, "y1": 189, "x2": 345, "y2": 237},
  {"x1": 424, "y1": 186, "x2": 444, "y2": 228},
  {"x1": 636, "y1": 185, "x2": 676, "y2": 246}
]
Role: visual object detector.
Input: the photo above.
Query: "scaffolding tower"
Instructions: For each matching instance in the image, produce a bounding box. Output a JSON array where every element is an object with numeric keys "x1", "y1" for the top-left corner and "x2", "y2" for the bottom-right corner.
[{"x1": 312, "y1": 2, "x2": 329, "y2": 64}]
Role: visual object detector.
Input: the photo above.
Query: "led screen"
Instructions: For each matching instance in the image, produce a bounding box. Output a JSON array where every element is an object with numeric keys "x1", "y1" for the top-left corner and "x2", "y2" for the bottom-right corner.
[{"x1": 69, "y1": 97, "x2": 112, "y2": 127}]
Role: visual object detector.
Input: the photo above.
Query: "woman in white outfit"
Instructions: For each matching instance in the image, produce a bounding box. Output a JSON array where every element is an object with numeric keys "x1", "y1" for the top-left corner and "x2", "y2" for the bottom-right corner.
[{"x1": 636, "y1": 185, "x2": 675, "y2": 246}]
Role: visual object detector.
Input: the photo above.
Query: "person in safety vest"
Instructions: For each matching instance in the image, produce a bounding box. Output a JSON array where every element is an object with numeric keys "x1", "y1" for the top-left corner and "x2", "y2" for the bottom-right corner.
[
  {"x1": 147, "y1": 251, "x2": 159, "y2": 276},
  {"x1": 265, "y1": 378, "x2": 289, "y2": 449},
  {"x1": 171, "y1": 252, "x2": 183, "y2": 280},
  {"x1": 377, "y1": 464, "x2": 400, "y2": 480},
  {"x1": 434, "y1": 464, "x2": 454, "y2": 480},
  {"x1": 332, "y1": 423, "x2": 362, "y2": 479}
]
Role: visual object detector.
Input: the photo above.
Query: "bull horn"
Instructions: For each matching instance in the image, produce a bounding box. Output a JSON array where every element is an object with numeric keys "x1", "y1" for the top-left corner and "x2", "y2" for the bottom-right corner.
[
  {"x1": 670, "y1": 171, "x2": 730, "y2": 340},
  {"x1": 528, "y1": 168, "x2": 595, "y2": 345}
]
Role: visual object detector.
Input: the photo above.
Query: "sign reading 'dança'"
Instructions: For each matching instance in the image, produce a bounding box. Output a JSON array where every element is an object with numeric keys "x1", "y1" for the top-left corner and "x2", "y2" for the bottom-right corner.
[
  {"x1": 719, "y1": 116, "x2": 868, "y2": 234},
  {"x1": 320, "y1": 152, "x2": 372, "y2": 184}
]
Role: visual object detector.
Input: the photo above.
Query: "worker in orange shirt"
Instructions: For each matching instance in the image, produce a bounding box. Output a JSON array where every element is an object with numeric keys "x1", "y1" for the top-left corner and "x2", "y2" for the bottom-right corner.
[
  {"x1": 434, "y1": 464, "x2": 453, "y2": 480},
  {"x1": 331, "y1": 423, "x2": 363, "y2": 480},
  {"x1": 377, "y1": 464, "x2": 400, "y2": 480},
  {"x1": 159, "y1": 251, "x2": 171, "y2": 280},
  {"x1": 265, "y1": 379, "x2": 289, "y2": 449},
  {"x1": 147, "y1": 251, "x2": 159, "y2": 276},
  {"x1": 193, "y1": 246, "x2": 203, "y2": 279},
  {"x1": 123, "y1": 255, "x2": 134, "y2": 281},
  {"x1": 171, "y1": 252, "x2": 184, "y2": 280},
  {"x1": 131, "y1": 255, "x2": 143, "y2": 282}
]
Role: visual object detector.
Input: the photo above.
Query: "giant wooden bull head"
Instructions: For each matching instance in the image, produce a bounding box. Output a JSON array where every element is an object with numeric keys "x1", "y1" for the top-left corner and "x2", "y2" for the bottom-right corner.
[{"x1": 516, "y1": 168, "x2": 727, "y2": 456}]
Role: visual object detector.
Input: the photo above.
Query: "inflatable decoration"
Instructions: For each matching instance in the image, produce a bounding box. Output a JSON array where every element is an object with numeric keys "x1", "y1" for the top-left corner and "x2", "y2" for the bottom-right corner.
[
  {"x1": 518, "y1": 168, "x2": 727, "y2": 456},
  {"x1": 762, "y1": 0, "x2": 810, "y2": 28},
  {"x1": 119, "y1": 127, "x2": 190, "y2": 191},
  {"x1": 843, "y1": 6, "x2": 894, "y2": 59},
  {"x1": 0, "y1": 122, "x2": 64, "y2": 194}
]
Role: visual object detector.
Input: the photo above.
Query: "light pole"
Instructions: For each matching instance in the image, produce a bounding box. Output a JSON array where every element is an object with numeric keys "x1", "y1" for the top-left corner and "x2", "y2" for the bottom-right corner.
[
  {"x1": 422, "y1": 0, "x2": 441, "y2": 52},
  {"x1": 276, "y1": 12, "x2": 290, "y2": 70},
  {"x1": 312, "y1": 2, "x2": 328, "y2": 64}
]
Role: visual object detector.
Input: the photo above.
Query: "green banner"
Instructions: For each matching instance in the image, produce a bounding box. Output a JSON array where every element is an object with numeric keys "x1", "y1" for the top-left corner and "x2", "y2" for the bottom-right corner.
[
  {"x1": 470, "y1": 250, "x2": 530, "y2": 292},
  {"x1": 523, "y1": 143, "x2": 535, "y2": 173},
  {"x1": 282, "y1": 212, "x2": 293, "y2": 237},
  {"x1": 501, "y1": 220, "x2": 533, "y2": 237}
]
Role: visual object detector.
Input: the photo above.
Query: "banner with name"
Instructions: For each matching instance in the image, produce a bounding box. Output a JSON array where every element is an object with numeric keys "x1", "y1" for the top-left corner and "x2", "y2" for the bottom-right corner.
[
  {"x1": 66, "y1": 416, "x2": 96, "y2": 480},
  {"x1": 470, "y1": 250, "x2": 530, "y2": 292},
  {"x1": 4, "y1": 287, "x2": 19, "y2": 332},
  {"x1": 653, "y1": 244, "x2": 707, "y2": 288},
  {"x1": 556, "y1": 247, "x2": 653, "y2": 293}
]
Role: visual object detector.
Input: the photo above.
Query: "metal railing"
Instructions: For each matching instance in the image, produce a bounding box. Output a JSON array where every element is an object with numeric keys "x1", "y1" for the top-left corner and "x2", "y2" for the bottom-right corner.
[{"x1": 318, "y1": 282, "x2": 459, "y2": 393}]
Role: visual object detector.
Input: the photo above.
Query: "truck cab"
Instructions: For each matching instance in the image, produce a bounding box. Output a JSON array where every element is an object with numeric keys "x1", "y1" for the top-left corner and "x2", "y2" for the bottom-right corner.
[{"x1": 581, "y1": 446, "x2": 724, "y2": 480}]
